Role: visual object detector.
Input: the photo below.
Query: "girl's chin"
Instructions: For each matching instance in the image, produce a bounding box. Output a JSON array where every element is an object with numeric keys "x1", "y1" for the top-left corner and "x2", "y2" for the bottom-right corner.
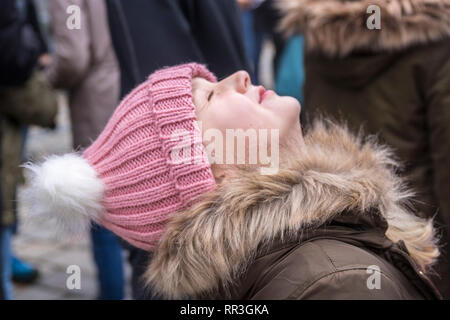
[
  {"x1": 271, "y1": 94, "x2": 300, "y2": 108},
  {"x1": 277, "y1": 96, "x2": 301, "y2": 117}
]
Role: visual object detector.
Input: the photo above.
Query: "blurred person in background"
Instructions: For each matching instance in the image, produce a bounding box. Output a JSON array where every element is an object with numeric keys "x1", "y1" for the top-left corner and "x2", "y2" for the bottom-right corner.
[
  {"x1": 45, "y1": 0, "x2": 124, "y2": 300},
  {"x1": 239, "y1": 0, "x2": 263, "y2": 81},
  {"x1": 12, "y1": 0, "x2": 50, "y2": 287},
  {"x1": 239, "y1": 0, "x2": 305, "y2": 102},
  {"x1": 104, "y1": 0, "x2": 250, "y2": 299},
  {"x1": 279, "y1": 0, "x2": 450, "y2": 298},
  {"x1": 238, "y1": 0, "x2": 286, "y2": 83},
  {"x1": 0, "y1": 0, "x2": 58, "y2": 299},
  {"x1": 0, "y1": 183, "x2": 3, "y2": 299},
  {"x1": 274, "y1": 35, "x2": 305, "y2": 102}
]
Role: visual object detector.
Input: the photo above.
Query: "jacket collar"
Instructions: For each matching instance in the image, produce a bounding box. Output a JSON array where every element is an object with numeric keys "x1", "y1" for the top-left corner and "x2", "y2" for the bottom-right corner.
[
  {"x1": 278, "y1": 0, "x2": 450, "y2": 57},
  {"x1": 145, "y1": 119, "x2": 439, "y2": 299},
  {"x1": 227, "y1": 215, "x2": 441, "y2": 300}
]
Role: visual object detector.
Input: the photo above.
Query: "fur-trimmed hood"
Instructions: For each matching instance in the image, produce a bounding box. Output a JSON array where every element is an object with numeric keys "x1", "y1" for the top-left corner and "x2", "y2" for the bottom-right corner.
[
  {"x1": 145, "y1": 119, "x2": 439, "y2": 299},
  {"x1": 278, "y1": 0, "x2": 450, "y2": 57}
]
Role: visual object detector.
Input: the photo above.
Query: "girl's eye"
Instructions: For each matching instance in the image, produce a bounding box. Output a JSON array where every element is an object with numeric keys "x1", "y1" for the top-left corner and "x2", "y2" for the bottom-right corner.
[{"x1": 207, "y1": 90, "x2": 214, "y2": 102}]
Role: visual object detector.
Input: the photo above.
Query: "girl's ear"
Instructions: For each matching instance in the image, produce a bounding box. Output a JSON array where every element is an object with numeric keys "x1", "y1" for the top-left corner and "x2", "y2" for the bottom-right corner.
[
  {"x1": 211, "y1": 164, "x2": 229, "y2": 186},
  {"x1": 214, "y1": 172, "x2": 226, "y2": 185}
]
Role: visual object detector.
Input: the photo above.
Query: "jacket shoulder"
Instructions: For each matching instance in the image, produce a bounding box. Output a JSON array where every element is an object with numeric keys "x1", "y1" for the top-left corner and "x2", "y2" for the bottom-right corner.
[{"x1": 249, "y1": 239, "x2": 424, "y2": 300}]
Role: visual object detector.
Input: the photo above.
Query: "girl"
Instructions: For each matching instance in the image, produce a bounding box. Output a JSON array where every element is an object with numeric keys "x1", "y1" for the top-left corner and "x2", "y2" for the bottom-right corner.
[{"x1": 25, "y1": 63, "x2": 441, "y2": 299}]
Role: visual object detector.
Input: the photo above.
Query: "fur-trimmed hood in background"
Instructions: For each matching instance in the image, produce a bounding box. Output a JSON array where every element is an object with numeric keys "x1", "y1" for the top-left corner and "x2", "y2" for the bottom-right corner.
[
  {"x1": 145, "y1": 119, "x2": 439, "y2": 299},
  {"x1": 278, "y1": 0, "x2": 450, "y2": 57}
]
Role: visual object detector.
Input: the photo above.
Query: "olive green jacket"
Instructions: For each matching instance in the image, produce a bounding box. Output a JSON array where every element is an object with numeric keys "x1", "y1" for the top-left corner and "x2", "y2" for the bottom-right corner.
[
  {"x1": 145, "y1": 120, "x2": 441, "y2": 299},
  {"x1": 0, "y1": 71, "x2": 57, "y2": 226},
  {"x1": 279, "y1": 0, "x2": 450, "y2": 298},
  {"x1": 226, "y1": 214, "x2": 440, "y2": 300}
]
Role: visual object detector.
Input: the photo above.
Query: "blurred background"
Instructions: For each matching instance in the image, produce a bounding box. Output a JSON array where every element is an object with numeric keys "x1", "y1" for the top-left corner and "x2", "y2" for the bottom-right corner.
[
  {"x1": 1, "y1": 0, "x2": 448, "y2": 300},
  {"x1": 15, "y1": 93, "x2": 133, "y2": 299}
]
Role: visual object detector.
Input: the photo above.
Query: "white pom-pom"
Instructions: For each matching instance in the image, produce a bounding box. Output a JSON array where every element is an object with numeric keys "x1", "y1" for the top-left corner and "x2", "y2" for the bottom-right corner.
[{"x1": 22, "y1": 153, "x2": 105, "y2": 235}]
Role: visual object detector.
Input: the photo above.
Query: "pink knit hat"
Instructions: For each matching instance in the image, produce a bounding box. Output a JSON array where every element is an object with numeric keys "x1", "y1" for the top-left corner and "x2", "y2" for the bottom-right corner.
[{"x1": 24, "y1": 63, "x2": 217, "y2": 250}]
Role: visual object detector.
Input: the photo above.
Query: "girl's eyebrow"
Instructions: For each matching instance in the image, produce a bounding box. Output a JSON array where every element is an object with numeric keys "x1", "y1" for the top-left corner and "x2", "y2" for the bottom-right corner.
[
  {"x1": 199, "y1": 90, "x2": 212, "y2": 112},
  {"x1": 203, "y1": 81, "x2": 215, "y2": 107},
  {"x1": 207, "y1": 90, "x2": 214, "y2": 101},
  {"x1": 195, "y1": 88, "x2": 211, "y2": 113},
  {"x1": 192, "y1": 78, "x2": 214, "y2": 112}
]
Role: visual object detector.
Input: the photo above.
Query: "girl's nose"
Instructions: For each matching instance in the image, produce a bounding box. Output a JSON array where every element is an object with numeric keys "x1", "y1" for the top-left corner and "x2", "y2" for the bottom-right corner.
[{"x1": 232, "y1": 70, "x2": 251, "y2": 94}]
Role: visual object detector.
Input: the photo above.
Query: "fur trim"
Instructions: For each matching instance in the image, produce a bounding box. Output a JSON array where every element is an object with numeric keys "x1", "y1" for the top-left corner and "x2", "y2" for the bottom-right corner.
[
  {"x1": 278, "y1": 0, "x2": 450, "y2": 57},
  {"x1": 22, "y1": 153, "x2": 105, "y2": 235},
  {"x1": 145, "y1": 119, "x2": 439, "y2": 299}
]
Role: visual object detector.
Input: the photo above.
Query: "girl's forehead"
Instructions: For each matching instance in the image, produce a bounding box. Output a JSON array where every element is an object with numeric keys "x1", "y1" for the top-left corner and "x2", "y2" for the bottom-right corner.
[
  {"x1": 191, "y1": 77, "x2": 212, "y2": 110},
  {"x1": 192, "y1": 77, "x2": 214, "y2": 102},
  {"x1": 192, "y1": 77, "x2": 213, "y2": 91}
]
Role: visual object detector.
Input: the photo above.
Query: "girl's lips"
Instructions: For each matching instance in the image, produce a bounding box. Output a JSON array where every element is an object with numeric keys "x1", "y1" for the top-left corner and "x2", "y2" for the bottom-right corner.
[{"x1": 259, "y1": 86, "x2": 274, "y2": 103}]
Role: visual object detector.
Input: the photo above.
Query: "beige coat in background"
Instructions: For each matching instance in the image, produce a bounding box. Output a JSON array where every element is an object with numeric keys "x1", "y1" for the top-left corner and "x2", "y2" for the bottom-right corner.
[{"x1": 46, "y1": 0, "x2": 120, "y2": 149}]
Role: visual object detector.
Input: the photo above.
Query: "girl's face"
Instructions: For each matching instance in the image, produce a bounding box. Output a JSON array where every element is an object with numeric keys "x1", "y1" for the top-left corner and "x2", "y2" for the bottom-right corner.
[{"x1": 192, "y1": 71, "x2": 303, "y2": 144}]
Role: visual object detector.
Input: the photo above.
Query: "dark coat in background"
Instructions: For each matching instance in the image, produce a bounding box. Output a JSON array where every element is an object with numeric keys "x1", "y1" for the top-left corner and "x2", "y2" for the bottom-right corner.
[
  {"x1": 0, "y1": 0, "x2": 43, "y2": 86},
  {"x1": 0, "y1": 0, "x2": 56, "y2": 300},
  {"x1": 105, "y1": 0, "x2": 251, "y2": 97},
  {"x1": 0, "y1": 0, "x2": 40, "y2": 298},
  {"x1": 145, "y1": 120, "x2": 441, "y2": 300},
  {"x1": 279, "y1": 0, "x2": 450, "y2": 298},
  {"x1": 104, "y1": 0, "x2": 251, "y2": 299},
  {"x1": 253, "y1": 0, "x2": 286, "y2": 72},
  {"x1": 0, "y1": 0, "x2": 57, "y2": 228},
  {"x1": 0, "y1": 71, "x2": 57, "y2": 227}
]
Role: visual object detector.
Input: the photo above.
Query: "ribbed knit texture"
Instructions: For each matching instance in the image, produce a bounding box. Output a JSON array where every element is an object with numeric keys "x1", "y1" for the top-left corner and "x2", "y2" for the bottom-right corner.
[{"x1": 83, "y1": 63, "x2": 217, "y2": 250}]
